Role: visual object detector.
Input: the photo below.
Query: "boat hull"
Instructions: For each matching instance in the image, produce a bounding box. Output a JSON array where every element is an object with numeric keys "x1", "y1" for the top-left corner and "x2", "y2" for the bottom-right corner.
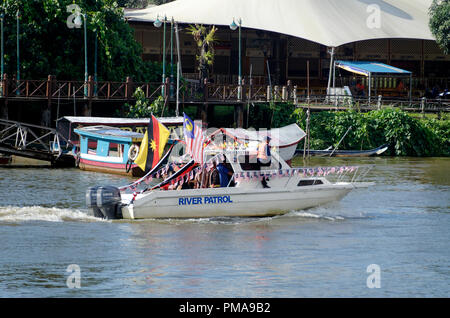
[
  {"x1": 121, "y1": 183, "x2": 356, "y2": 219},
  {"x1": 79, "y1": 158, "x2": 144, "y2": 177},
  {"x1": 296, "y1": 144, "x2": 389, "y2": 157}
]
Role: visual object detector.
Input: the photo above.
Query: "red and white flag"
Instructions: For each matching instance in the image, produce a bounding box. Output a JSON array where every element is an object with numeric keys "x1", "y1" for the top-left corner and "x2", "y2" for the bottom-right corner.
[{"x1": 183, "y1": 113, "x2": 206, "y2": 165}]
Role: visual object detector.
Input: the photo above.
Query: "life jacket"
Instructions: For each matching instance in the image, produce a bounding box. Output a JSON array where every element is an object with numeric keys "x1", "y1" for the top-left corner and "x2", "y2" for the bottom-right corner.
[{"x1": 257, "y1": 142, "x2": 269, "y2": 160}]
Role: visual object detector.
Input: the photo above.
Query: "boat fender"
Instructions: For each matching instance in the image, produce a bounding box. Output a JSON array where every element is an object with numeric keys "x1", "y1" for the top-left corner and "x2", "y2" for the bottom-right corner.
[
  {"x1": 128, "y1": 144, "x2": 139, "y2": 161},
  {"x1": 125, "y1": 159, "x2": 133, "y2": 173}
]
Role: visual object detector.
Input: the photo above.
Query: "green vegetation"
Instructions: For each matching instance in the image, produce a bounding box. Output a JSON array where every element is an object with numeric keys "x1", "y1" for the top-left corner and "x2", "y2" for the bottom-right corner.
[
  {"x1": 186, "y1": 24, "x2": 218, "y2": 85},
  {"x1": 1, "y1": 0, "x2": 161, "y2": 81},
  {"x1": 247, "y1": 102, "x2": 298, "y2": 129},
  {"x1": 118, "y1": 0, "x2": 174, "y2": 8},
  {"x1": 123, "y1": 87, "x2": 174, "y2": 117},
  {"x1": 294, "y1": 108, "x2": 449, "y2": 157},
  {"x1": 246, "y1": 102, "x2": 449, "y2": 156},
  {"x1": 429, "y1": 0, "x2": 450, "y2": 54}
]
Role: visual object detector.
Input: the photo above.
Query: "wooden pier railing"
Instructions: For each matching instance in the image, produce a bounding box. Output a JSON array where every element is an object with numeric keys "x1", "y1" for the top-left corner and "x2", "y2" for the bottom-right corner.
[{"x1": 0, "y1": 74, "x2": 448, "y2": 114}]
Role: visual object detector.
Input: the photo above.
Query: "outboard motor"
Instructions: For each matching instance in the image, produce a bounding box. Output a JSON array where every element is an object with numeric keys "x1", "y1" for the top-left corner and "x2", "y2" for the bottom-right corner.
[
  {"x1": 86, "y1": 186, "x2": 103, "y2": 218},
  {"x1": 96, "y1": 186, "x2": 122, "y2": 219}
]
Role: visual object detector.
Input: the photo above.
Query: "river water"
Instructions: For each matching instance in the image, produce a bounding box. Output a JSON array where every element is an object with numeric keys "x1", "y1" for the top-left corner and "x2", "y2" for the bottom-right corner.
[{"x1": 0, "y1": 157, "x2": 448, "y2": 298}]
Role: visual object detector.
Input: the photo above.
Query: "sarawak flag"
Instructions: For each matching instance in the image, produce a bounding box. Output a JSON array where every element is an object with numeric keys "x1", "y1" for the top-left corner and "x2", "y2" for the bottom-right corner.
[
  {"x1": 134, "y1": 115, "x2": 170, "y2": 172},
  {"x1": 183, "y1": 113, "x2": 205, "y2": 165}
]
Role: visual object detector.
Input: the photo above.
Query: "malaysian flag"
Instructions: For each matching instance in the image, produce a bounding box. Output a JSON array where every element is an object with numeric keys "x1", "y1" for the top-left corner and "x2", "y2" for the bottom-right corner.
[{"x1": 183, "y1": 113, "x2": 206, "y2": 165}]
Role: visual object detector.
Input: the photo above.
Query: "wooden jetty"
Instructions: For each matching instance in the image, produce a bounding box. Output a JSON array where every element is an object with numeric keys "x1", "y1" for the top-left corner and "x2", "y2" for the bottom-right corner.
[{"x1": 0, "y1": 118, "x2": 75, "y2": 167}]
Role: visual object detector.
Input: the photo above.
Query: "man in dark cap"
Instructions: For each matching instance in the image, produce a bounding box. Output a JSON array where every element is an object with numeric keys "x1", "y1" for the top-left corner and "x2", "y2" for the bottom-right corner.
[{"x1": 256, "y1": 136, "x2": 271, "y2": 188}]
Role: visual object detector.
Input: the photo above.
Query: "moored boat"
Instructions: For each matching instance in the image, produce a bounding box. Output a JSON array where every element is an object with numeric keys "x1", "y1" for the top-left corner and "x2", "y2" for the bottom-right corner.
[
  {"x1": 296, "y1": 144, "x2": 389, "y2": 157},
  {"x1": 74, "y1": 125, "x2": 146, "y2": 177}
]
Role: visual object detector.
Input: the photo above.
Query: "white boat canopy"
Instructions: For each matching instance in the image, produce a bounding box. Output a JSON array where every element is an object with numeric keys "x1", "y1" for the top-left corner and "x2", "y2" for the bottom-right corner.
[
  {"x1": 208, "y1": 124, "x2": 306, "y2": 147},
  {"x1": 125, "y1": 0, "x2": 435, "y2": 47}
]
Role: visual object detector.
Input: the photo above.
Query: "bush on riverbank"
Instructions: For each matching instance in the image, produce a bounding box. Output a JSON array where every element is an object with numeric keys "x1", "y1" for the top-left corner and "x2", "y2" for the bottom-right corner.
[{"x1": 293, "y1": 108, "x2": 449, "y2": 157}]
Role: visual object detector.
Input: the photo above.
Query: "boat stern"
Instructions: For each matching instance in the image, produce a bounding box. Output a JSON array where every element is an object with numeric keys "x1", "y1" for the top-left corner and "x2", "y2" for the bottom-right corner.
[{"x1": 86, "y1": 186, "x2": 123, "y2": 219}]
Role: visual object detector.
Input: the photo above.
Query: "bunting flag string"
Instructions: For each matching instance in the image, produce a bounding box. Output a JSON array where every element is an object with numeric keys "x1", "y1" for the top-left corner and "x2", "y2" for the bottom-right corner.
[
  {"x1": 119, "y1": 163, "x2": 360, "y2": 193},
  {"x1": 233, "y1": 166, "x2": 359, "y2": 182}
]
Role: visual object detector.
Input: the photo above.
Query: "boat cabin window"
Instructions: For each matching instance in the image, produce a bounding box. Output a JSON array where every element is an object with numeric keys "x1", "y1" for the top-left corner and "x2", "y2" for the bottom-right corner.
[
  {"x1": 235, "y1": 153, "x2": 282, "y2": 171},
  {"x1": 87, "y1": 139, "x2": 97, "y2": 154},
  {"x1": 108, "y1": 143, "x2": 123, "y2": 158},
  {"x1": 297, "y1": 179, "x2": 323, "y2": 186},
  {"x1": 236, "y1": 153, "x2": 259, "y2": 171}
]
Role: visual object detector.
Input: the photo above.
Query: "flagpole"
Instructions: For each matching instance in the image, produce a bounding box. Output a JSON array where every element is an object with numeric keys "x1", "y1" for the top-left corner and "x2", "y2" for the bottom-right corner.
[{"x1": 175, "y1": 21, "x2": 181, "y2": 117}]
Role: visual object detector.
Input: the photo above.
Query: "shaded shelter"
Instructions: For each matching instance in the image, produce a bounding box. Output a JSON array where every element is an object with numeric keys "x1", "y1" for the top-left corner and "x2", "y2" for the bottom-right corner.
[{"x1": 334, "y1": 60, "x2": 412, "y2": 103}]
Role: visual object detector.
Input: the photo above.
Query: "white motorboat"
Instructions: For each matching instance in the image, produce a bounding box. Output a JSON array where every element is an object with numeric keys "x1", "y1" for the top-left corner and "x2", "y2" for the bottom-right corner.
[{"x1": 86, "y1": 146, "x2": 373, "y2": 219}]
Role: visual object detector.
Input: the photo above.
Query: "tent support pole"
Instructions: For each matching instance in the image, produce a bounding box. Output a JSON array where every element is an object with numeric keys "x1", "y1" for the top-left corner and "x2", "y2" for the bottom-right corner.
[
  {"x1": 333, "y1": 60, "x2": 337, "y2": 106},
  {"x1": 368, "y1": 72, "x2": 371, "y2": 106},
  {"x1": 409, "y1": 74, "x2": 412, "y2": 106},
  {"x1": 326, "y1": 47, "x2": 335, "y2": 102}
]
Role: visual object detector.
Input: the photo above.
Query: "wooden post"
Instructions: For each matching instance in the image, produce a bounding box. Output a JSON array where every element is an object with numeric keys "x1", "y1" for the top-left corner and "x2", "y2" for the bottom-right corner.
[
  {"x1": 282, "y1": 85, "x2": 287, "y2": 101},
  {"x1": 165, "y1": 77, "x2": 170, "y2": 101},
  {"x1": 377, "y1": 95, "x2": 382, "y2": 110},
  {"x1": 203, "y1": 78, "x2": 208, "y2": 102},
  {"x1": 236, "y1": 104, "x2": 244, "y2": 128},
  {"x1": 0, "y1": 74, "x2": 7, "y2": 119},
  {"x1": 274, "y1": 85, "x2": 279, "y2": 101},
  {"x1": 286, "y1": 80, "x2": 292, "y2": 101},
  {"x1": 201, "y1": 104, "x2": 208, "y2": 124},
  {"x1": 125, "y1": 76, "x2": 133, "y2": 101},
  {"x1": 294, "y1": 85, "x2": 298, "y2": 105},
  {"x1": 46, "y1": 75, "x2": 52, "y2": 100},
  {"x1": 86, "y1": 75, "x2": 93, "y2": 117},
  {"x1": 421, "y1": 97, "x2": 426, "y2": 118},
  {"x1": 87, "y1": 75, "x2": 94, "y2": 99},
  {"x1": 249, "y1": 78, "x2": 253, "y2": 102},
  {"x1": 1, "y1": 73, "x2": 7, "y2": 98}
]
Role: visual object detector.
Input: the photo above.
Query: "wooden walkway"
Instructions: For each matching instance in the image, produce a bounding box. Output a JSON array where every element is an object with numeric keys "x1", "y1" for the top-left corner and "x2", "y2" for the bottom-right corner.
[{"x1": 0, "y1": 74, "x2": 448, "y2": 114}]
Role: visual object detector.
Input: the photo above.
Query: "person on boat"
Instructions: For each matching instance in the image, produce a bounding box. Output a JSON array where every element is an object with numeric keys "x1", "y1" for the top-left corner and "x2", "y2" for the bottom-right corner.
[
  {"x1": 209, "y1": 161, "x2": 221, "y2": 188},
  {"x1": 257, "y1": 136, "x2": 272, "y2": 188},
  {"x1": 257, "y1": 136, "x2": 272, "y2": 167},
  {"x1": 356, "y1": 80, "x2": 365, "y2": 96},
  {"x1": 217, "y1": 159, "x2": 233, "y2": 187}
]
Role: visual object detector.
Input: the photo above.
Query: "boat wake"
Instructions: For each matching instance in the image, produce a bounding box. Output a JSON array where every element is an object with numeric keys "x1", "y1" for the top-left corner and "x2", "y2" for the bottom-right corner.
[
  {"x1": 132, "y1": 211, "x2": 347, "y2": 225},
  {"x1": 0, "y1": 206, "x2": 107, "y2": 223},
  {"x1": 285, "y1": 210, "x2": 346, "y2": 221}
]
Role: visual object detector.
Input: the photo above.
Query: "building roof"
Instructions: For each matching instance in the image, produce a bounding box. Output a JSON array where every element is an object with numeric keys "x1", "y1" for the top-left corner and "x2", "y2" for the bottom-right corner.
[
  {"x1": 335, "y1": 60, "x2": 412, "y2": 77},
  {"x1": 124, "y1": 0, "x2": 435, "y2": 47}
]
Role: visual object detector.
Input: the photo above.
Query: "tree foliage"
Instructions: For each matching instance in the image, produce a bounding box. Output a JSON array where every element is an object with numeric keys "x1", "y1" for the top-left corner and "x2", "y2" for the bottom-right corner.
[
  {"x1": 186, "y1": 24, "x2": 217, "y2": 83},
  {"x1": 117, "y1": 0, "x2": 174, "y2": 8},
  {"x1": 294, "y1": 108, "x2": 449, "y2": 157},
  {"x1": 123, "y1": 87, "x2": 174, "y2": 117},
  {"x1": 1, "y1": 0, "x2": 161, "y2": 81},
  {"x1": 429, "y1": 0, "x2": 450, "y2": 54}
]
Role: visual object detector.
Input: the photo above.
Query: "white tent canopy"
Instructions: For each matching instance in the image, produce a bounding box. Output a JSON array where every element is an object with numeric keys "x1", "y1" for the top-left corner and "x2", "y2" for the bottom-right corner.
[{"x1": 125, "y1": 0, "x2": 435, "y2": 47}]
